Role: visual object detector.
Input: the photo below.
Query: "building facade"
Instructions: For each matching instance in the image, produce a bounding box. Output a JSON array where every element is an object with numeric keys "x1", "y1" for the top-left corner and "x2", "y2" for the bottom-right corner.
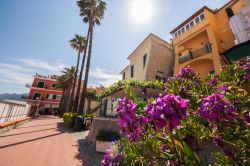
[
  {"x1": 120, "y1": 33, "x2": 174, "y2": 82},
  {"x1": 171, "y1": 0, "x2": 249, "y2": 78},
  {"x1": 222, "y1": 0, "x2": 250, "y2": 63},
  {"x1": 99, "y1": 34, "x2": 173, "y2": 117},
  {"x1": 27, "y1": 74, "x2": 63, "y2": 114}
]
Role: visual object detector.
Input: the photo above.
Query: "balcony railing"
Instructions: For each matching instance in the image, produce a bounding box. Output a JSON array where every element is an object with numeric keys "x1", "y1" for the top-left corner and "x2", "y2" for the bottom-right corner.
[{"x1": 179, "y1": 43, "x2": 212, "y2": 63}]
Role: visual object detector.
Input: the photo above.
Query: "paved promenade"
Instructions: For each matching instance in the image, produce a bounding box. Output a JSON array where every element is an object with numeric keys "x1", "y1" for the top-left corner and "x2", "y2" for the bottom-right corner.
[{"x1": 0, "y1": 116, "x2": 85, "y2": 166}]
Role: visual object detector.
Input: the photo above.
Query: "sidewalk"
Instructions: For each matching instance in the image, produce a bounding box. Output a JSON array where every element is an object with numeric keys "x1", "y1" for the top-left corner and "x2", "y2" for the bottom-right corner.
[{"x1": 0, "y1": 115, "x2": 86, "y2": 166}]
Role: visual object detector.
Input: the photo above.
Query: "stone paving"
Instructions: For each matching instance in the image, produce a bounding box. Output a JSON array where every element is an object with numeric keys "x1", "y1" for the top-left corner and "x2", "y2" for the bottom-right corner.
[{"x1": 0, "y1": 115, "x2": 103, "y2": 166}]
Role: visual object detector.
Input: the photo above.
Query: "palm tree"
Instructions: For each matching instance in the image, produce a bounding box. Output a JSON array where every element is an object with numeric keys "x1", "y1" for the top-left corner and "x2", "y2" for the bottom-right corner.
[
  {"x1": 72, "y1": 33, "x2": 88, "y2": 113},
  {"x1": 77, "y1": 0, "x2": 106, "y2": 114},
  {"x1": 85, "y1": 89, "x2": 98, "y2": 114},
  {"x1": 69, "y1": 34, "x2": 86, "y2": 112},
  {"x1": 57, "y1": 67, "x2": 76, "y2": 115},
  {"x1": 57, "y1": 75, "x2": 69, "y2": 116}
]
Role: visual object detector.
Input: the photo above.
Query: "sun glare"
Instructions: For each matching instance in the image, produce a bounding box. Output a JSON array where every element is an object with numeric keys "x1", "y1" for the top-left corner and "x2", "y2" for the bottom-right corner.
[{"x1": 131, "y1": 0, "x2": 153, "y2": 24}]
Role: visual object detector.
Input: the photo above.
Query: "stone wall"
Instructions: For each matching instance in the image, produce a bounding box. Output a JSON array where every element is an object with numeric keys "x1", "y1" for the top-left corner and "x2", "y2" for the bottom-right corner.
[{"x1": 86, "y1": 117, "x2": 120, "y2": 145}]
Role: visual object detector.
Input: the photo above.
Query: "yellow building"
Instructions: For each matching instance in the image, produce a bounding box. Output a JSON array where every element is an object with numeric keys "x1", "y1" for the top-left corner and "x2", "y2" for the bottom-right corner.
[
  {"x1": 120, "y1": 33, "x2": 173, "y2": 82},
  {"x1": 171, "y1": 0, "x2": 249, "y2": 78}
]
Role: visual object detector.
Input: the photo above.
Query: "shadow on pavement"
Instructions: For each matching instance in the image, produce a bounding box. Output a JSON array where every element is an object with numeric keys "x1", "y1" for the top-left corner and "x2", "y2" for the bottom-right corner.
[
  {"x1": 77, "y1": 139, "x2": 103, "y2": 166},
  {"x1": 16, "y1": 123, "x2": 57, "y2": 129},
  {"x1": 0, "y1": 132, "x2": 64, "y2": 149},
  {"x1": 0, "y1": 127, "x2": 57, "y2": 137},
  {"x1": 56, "y1": 119, "x2": 103, "y2": 166}
]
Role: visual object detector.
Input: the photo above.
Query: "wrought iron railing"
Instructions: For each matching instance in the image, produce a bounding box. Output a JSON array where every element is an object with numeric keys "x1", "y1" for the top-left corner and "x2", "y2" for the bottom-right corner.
[{"x1": 179, "y1": 43, "x2": 212, "y2": 63}]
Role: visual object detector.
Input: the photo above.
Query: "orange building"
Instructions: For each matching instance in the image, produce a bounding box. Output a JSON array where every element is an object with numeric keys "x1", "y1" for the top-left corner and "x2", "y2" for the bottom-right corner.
[
  {"x1": 171, "y1": 0, "x2": 250, "y2": 78},
  {"x1": 27, "y1": 73, "x2": 63, "y2": 114}
]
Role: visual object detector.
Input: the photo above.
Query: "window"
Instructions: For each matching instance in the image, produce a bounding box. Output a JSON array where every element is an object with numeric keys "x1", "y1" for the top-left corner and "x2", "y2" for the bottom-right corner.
[
  {"x1": 143, "y1": 54, "x2": 147, "y2": 69},
  {"x1": 190, "y1": 21, "x2": 194, "y2": 28},
  {"x1": 33, "y1": 93, "x2": 41, "y2": 100},
  {"x1": 177, "y1": 30, "x2": 181, "y2": 36},
  {"x1": 37, "y1": 81, "x2": 45, "y2": 88},
  {"x1": 51, "y1": 84, "x2": 56, "y2": 88},
  {"x1": 195, "y1": 17, "x2": 200, "y2": 24},
  {"x1": 209, "y1": 70, "x2": 215, "y2": 74},
  {"x1": 131, "y1": 65, "x2": 134, "y2": 78},
  {"x1": 186, "y1": 24, "x2": 190, "y2": 31},
  {"x1": 175, "y1": 33, "x2": 178, "y2": 38},
  {"x1": 155, "y1": 75, "x2": 166, "y2": 82},
  {"x1": 181, "y1": 27, "x2": 185, "y2": 34},
  {"x1": 53, "y1": 95, "x2": 57, "y2": 100},
  {"x1": 122, "y1": 72, "x2": 125, "y2": 80},
  {"x1": 200, "y1": 14, "x2": 205, "y2": 20},
  {"x1": 47, "y1": 94, "x2": 53, "y2": 99},
  {"x1": 56, "y1": 95, "x2": 62, "y2": 100}
]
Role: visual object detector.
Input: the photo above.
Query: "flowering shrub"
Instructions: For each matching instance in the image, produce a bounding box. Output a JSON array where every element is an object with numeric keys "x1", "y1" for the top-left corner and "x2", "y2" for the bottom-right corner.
[
  {"x1": 197, "y1": 93, "x2": 236, "y2": 124},
  {"x1": 101, "y1": 143, "x2": 122, "y2": 166},
  {"x1": 146, "y1": 94, "x2": 188, "y2": 133},
  {"x1": 115, "y1": 97, "x2": 148, "y2": 141},
  {"x1": 101, "y1": 57, "x2": 250, "y2": 165}
]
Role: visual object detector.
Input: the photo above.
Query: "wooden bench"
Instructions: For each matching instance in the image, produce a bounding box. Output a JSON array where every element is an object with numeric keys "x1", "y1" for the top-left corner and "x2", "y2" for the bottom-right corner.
[{"x1": 0, "y1": 117, "x2": 32, "y2": 129}]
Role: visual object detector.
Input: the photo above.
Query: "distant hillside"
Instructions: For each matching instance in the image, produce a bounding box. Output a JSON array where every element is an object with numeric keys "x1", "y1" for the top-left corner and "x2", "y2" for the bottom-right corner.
[{"x1": 0, "y1": 93, "x2": 28, "y2": 101}]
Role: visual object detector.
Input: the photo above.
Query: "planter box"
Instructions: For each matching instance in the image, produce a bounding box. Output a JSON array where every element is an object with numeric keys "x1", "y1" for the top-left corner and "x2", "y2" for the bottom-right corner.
[{"x1": 96, "y1": 140, "x2": 113, "y2": 153}]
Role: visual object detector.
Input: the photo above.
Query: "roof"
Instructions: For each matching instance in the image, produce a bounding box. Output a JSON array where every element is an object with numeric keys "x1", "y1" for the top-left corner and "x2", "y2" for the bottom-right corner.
[
  {"x1": 127, "y1": 33, "x2": 172, "y2": 60},
  {"x1": 170, "y1": 6, "x2": 214, "y2": 34},
  {"x1": 34, "y1": 76, "x2": 58, "y2": 81},
  {"x1": 170, "y1": 0, "x2": 238, "y2": 34},
  {"x1": 119, "y1": 65, "x2": 130, "y2": 74},
  {"x1": 0, "y1": 99, "x2": 27, "y2": 106}
]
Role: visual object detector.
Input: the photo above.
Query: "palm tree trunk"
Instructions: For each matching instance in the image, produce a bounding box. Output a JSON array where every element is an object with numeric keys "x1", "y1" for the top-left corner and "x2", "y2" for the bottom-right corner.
[
  {"x1": 62, "y1": 88, "x2": 70, "y2": 113},
  {"x1": 87, "y1": 99, "x2": 91, "y2": 114},
  {"x1": 59, "y1": 90, "x2": 66, "y2": 117},
  {"x1": 68, "y1": 50, "x2": 81, "y2": 112},
  {"x1": 73, "y1": 29, "x2": 90, "y2": 113},
  {"x1": 78, "y1": 22, "x2": 93, "y2": 115}
]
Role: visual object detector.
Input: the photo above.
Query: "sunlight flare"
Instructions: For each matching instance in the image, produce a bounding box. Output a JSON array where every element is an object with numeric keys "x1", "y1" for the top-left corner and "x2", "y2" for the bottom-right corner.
[{"x1": 130, "y1": 0, "x2": 153, "y2": 24}]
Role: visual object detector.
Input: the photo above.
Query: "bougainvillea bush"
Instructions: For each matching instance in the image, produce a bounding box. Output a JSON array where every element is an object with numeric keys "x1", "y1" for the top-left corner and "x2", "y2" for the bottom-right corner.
[{"x1": 101, "y1": 57, "x2": 250, "y2": 166}]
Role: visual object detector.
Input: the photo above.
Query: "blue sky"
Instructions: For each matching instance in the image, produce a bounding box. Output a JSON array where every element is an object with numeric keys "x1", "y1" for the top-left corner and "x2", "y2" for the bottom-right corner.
[{"x1": 0, "y1": 0, "x2": 230, "y2": 94}]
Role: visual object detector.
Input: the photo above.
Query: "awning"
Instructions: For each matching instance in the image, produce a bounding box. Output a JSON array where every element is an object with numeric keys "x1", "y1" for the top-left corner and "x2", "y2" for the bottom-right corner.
[
  {"x1": 51, "y1": 104, "x2": 59, "y2": 109},
  {"x1": 44, "y1": 104, "x2": 51, "y2": 108},
  {"x1": 221, "y1": 40, "x2": 250, "y2": 63}
]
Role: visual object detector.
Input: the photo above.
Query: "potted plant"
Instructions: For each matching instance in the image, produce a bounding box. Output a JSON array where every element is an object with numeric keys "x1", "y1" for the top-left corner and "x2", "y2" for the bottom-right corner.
[{"x1": 96, "y1": 129, "x2": 121, "y2": 153}]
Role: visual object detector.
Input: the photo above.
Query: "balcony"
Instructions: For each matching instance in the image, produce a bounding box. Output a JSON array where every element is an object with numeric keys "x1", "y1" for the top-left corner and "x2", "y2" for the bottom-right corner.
[{"x1": 179, "y1": 43, "x2": 212, "y2": 63}]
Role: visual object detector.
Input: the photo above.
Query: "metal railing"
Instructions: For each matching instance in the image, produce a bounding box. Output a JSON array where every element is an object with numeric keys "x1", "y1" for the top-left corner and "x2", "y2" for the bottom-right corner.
[
  {"x1": 179, "y1": 43, "x2": 212, "y2": 63},
  {"x1": 0, "y1": 102, "x2": 31, "y2": 123}
]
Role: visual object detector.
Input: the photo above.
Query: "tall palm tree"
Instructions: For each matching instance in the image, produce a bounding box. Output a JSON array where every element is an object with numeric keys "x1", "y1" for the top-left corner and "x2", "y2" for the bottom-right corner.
[
  {"x1": 69, "y1": 34, "x2": 86, "y2": 112},
  {"x1": 57, "y1": 75, "x2": 67, "y2": 116},
  {"x1": 72, "y1": 33, "x2": 88, "y2": 113},
  {"x1": 77, "y1": 0, "x2": 106, "y2": 114},
  {"x1": 57, "y1": 67, "x2": 75, "y2": 114}
]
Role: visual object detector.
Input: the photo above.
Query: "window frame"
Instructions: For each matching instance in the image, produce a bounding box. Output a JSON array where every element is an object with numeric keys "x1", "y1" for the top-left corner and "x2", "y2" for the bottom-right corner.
[
  {"x1": 56, "y1": 95, "x2": 62, "y2": 100},
  {"x1": 185, "y1": 24, "x2": 190, "y2": 31},
  {"x1": 122, "y1": 72, "x2": 125, "y2": 80},
  {"x1": 48, "y1": 94, "x2": 53, "y2": 99},
  {"x1": 131, "y1": 65, "x2": 134, "y2": 78},
  {"x1": 37, "y1": 81, "x2": 45, "y2": 88},
  {"x1": 177, "y1": 30, "x2": 181, "y2": 36},
  {"x1": 174, "y1": 32, "x2": 178, "y2": 38},
  {"x1": 195, "y1": 17, "x2": 200, "y2": 24},
  {"x1": 181, "y1": 27, "x2": 185, "y2": 34},
  {"x1": 32, "y1": 93, "x2": 41, "y2": 100},
  {"x1": 190, "y1": 21, "x2": 194, "y2": 28},
  {"x1": 200, "y1": 13, "x2": 205, "y2": 21},
  {"x1": 143, "y1": 53, "x2": 147, "y2": 69},
  {"x1": 51, "y1": 83, "x2": 56, "y2": 88}
]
